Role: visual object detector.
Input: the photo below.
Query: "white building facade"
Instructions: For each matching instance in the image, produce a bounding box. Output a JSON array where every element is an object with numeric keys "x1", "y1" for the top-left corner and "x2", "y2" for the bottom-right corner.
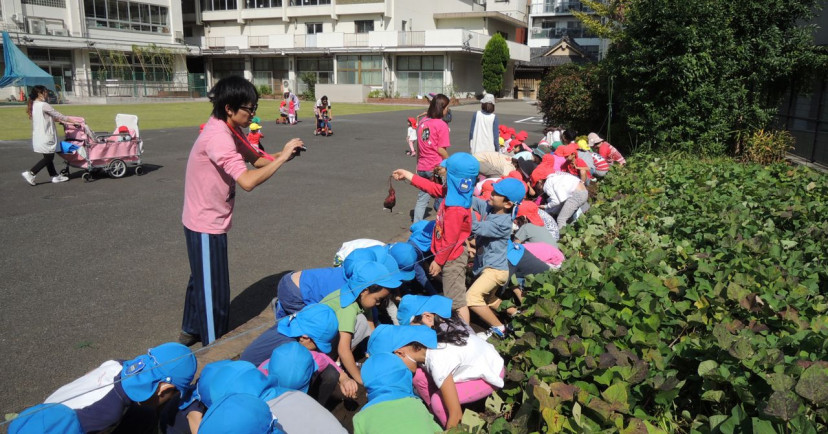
[
  {"x1": 186, "y1": 0, "x2": 531, "y2": 98},
  {"x1": 0, "y1": 0, "x2": 188, "y2": 99},
  {"x1": 527, "y1": 0, "x2": 600, "y2": 58}
]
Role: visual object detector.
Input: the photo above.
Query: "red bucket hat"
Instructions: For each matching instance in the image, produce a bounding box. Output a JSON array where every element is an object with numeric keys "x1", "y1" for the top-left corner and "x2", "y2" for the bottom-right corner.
[{"x1": 517, "y1": 201, "x2": 544, "y2": 226}]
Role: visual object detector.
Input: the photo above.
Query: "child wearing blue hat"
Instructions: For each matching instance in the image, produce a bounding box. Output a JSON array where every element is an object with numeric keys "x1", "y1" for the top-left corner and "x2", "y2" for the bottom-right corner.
[
  {"x1": 8, "y1": 403, "x2": 83, "y2": 434},
  {"x1": 320, "y1": 260, "x2": 401, "y2": 385},
  {"x1": 240, "y1": 303, "x2": 338, "y2": 372},
  {"x1": 353, "y1": 353, "x2": 442, "y2": 434},
  {"x1": 406, "y1": 220, "x2": 438, "y2": 295},
  {"x1": 199, "y1": 393, "x2": 281, "y2": 434},
  {"x1": 366, "y1": 324, "x2": 439, "y2": 357},
  {"x1": 264, "y1": 342, "x2": 348, "y2": 434},
  {"x1": 468, "y1": 177, "x2": 526, "y2": 339},
  {"x1": 41, "y1": 342, "x2": 196, "y2": 433},
  {"x1": 392, "y1": 152, "x2": 480, "y2": 324},
  {"x1": 273, "y1": 266, "x2": 348, "y2": 320}
]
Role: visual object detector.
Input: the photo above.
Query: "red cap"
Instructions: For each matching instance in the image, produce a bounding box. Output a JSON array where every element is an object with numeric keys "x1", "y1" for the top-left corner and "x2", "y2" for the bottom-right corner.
[
  {"x1": 407, "y1": 117, "x2": 417, "y2": 127},
  {"x1": 555, "y1": 143, "x2": 576, "y2": 157},
  {"x1": 517, "y1": 201, "x2": 544, "y2": 226},
  {"x1": 118, "y1": 126, "x2": 129, "y2": 133},
  {"x1": 515, "y1": 131, "x2": 528, "y2": 141},
  {"x1": 478, "y1": 180, "x2": 495, "y2": 200}
]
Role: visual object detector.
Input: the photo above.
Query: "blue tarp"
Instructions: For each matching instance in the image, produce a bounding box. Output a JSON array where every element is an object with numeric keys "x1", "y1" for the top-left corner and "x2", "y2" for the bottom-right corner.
[{"x1": 0, "y1": 31, "x2": 56, "y2": 91}]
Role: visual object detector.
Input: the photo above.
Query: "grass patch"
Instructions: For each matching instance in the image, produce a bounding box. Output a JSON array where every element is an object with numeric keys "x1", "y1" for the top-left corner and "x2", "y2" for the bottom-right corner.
[{"x1": 0, "y1": 101, "x2": 419, "y2": 141}]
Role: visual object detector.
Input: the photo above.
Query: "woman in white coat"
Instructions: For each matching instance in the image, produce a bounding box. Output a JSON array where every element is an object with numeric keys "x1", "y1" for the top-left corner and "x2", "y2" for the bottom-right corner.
[{"x1": 22, "y1": 85, "x2": 74, "y2": 185}]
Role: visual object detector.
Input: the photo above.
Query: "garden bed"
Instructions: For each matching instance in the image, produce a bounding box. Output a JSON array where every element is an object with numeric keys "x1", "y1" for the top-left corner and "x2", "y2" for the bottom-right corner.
[{"x1": 471, "y1": 157, "x2": 828, "y2": 433}]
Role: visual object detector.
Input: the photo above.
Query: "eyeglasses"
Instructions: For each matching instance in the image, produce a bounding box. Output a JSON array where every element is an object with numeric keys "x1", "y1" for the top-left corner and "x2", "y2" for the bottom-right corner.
[{"x1": 239, "y1": 104, "x2": 258, "y2": 114}]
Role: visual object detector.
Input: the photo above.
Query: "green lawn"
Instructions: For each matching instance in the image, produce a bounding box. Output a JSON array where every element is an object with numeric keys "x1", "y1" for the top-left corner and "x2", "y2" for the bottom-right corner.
[{"x1": 0, "y1": 101, "x2": 420, "y2": 141}]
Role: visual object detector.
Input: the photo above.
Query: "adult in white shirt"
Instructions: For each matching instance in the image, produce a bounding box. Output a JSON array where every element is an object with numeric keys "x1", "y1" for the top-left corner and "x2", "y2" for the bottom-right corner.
[
  {"x1": 469, "y1": 94, "x2": 500, "y2": 154},
  {"x1": 22, "y1": 85, "x2": 76, "y2": 185}
]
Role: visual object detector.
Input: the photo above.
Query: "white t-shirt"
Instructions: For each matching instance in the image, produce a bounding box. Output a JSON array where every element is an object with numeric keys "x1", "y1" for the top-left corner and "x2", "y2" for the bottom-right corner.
[
  {"x1": 407, "y1": 126, "x2": 417, "y2": 141},
  {"x1": 543, "y1": 172, "x2": 582, "y2": 210},
  {"x1": 424, "y1": 334, "x2": 504, "y2": 388}
]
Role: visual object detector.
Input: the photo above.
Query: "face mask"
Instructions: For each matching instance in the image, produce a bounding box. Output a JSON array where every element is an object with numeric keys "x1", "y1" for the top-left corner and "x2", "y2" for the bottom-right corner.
[{"x1": 404, "y1": 353, "x2": 422, "y2": 367}]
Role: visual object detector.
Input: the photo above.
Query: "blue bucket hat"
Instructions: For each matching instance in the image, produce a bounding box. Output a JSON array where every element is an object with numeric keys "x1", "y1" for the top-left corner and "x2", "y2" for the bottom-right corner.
[
  {"x1": 343, "y1": 247, "x2": 376, "y2": 278},
  {"x1": 408, "y1": 220, "x2": 435, "y2": 252},
  {"x1": 277, "y1": 303, "x2": 338, "y2": 353},
  {"x1": 121, "y1": 342, "x2": 197, "y2": 403},
  {"x1": 205, "y1": 361, "x2": 271, "y2": 406},
  {"x1": 367, "y1": 324, "x2": 438, "y2": 356},
  {"x1": 187, "y1": 360, "x2": 233, "y2": 408},
  {"x1": 443, "y1": 153, "x2": 480, "y2": 208},
  {"x1": 267, "y1": 341, "x2": 316, "y2": 393},
  {"x1": 361, "y1": 353, "x2": 417, "y2": 409},
  {"x1": 507, "y1": 240, "x2": 526, "y2": 266},
  {"x1": 9, "y1": 404, "x2": 83, "y2": 434},
  {"x1": 340, "y1": 261, "x2": 402, "y2": 308},
  {"x1": 387, "y1": 243, "x2": 417, "y2": 281},
  {"x1": 199, "y1": 394, "x2": 280, "y2": 434},
  {"x1": 493, "y1": 178, "x2": 526, "y2": 205},
  {"x1": 397, "y1": 294, "x2": 453, "y2": 325}
]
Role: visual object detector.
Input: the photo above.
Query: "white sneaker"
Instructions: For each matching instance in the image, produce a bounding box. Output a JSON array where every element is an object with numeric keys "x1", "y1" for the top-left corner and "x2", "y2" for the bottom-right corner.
[
  {"x1": 51, "y1": 174, "x2": 69, "y2": 183},
  {"x1": 22, "y1": 171, "x2": 36, "y2": 186}
]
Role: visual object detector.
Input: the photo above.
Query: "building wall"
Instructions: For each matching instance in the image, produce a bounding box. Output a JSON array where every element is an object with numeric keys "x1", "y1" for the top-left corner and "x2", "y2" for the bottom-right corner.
[{"x1": 392, "y1": 0, "x2": 476, "y2": 31}]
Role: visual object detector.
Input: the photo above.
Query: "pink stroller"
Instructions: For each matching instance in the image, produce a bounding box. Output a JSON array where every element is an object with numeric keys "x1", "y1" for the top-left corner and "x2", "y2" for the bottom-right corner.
[{"x1": 58, "y1": 114, "x2": 144, "y2": 182}]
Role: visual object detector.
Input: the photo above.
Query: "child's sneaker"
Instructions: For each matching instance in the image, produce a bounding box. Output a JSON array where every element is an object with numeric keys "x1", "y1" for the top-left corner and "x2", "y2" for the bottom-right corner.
[
  {"x1": 21, "y1": 171, "x2": 36, "y2": 186},
  {"x1": 51, "y1": 174, "x2": 69, "y2": 183}
]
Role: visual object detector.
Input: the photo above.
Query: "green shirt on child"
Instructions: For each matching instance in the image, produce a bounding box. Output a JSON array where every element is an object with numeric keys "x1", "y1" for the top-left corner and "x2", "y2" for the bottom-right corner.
[
  {"x1": 352, "y1": 397, "x2": 442, "y2": 434},
  {"x1": 321, "y1": 289, "x2": 362, "y2": 334}
]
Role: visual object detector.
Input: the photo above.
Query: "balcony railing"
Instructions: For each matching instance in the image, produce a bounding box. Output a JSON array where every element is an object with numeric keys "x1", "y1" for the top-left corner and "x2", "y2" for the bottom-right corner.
[
  {"x1": 206, "y1": 37, "x2": 225, "y2": 48},
  {"x1": 249, "y1": 36, "x2": 269, "y2": 47},
  {"x1": 529, "y1": 27, "x2": 593, "y2": 39},
  {"x1": 398, "y1": 31, "x2": 425, "y2": 46},
  {"x1": 530, "y1": 1, "x2": 592, "y2": 15},
  {"x1": 344, "y1": 33, "x2": 369, "y2": 47}
]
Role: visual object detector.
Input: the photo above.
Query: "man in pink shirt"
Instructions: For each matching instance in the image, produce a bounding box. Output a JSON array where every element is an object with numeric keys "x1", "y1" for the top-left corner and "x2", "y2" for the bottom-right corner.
[{"x1": 180, "y1": 76, "x2": 305, "y2": 346}]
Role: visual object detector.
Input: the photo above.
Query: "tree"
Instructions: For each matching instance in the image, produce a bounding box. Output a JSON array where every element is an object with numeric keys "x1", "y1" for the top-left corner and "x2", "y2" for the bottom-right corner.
[
  {"x1": 572, "y1": 0, "x2": 629, "y2": 43},
  {"x1": 299, "y1": 71, "x2": 317, "y2": 101},
  {"x1": 605, "y1": 0, "x2": 823, "y2": 155},
  {"x1": 481, "y1": 33, "x2": 510, "y2": 96},
  {"x1": 538, "y1": 63, "x2": 602, "y2": 134}
]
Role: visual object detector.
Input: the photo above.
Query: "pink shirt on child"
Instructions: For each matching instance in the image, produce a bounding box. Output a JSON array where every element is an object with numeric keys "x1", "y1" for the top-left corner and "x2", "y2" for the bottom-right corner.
[
  {"x1": 416, "y1": 118, "x2": 450, "y2": 172},
  {"x1": 182, "y1": 116, "x2": 249, "y2": 234}
]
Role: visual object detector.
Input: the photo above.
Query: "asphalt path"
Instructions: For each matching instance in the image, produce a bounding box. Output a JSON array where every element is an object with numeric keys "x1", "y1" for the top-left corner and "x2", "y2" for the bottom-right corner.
[{"x1": 0, "y1": 101, "x2": 544, "y2": 417}]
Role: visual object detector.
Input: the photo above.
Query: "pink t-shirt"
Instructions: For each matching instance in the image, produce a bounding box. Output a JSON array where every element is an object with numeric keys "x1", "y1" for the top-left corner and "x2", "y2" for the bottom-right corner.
[
  {"x1": 523, "y1": 242, "x2": 565, "y2": 266},
  {"x1": 182, "y1": 116, "x2": 249, "y2": 234},
  {"x1": 416, "y1": 117, "x2": 450, "y2": 172}
]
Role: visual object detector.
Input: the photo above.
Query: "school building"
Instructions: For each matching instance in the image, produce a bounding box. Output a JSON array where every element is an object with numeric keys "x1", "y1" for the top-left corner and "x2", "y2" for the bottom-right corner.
[
  {"x1": 184, "y1": 0, "x2": 531, "y2": 99},
  {"x1": 0, "y1": 0, "x2": 188, "y2": 99}
]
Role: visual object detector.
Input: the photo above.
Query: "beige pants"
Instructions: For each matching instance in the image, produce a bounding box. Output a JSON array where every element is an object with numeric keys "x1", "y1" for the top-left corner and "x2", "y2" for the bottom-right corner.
[
  {"x1": 441, "y1": 246, "x2": 469, "y2": 310},
  {"x1": 466, "y1": 268, "x2": 509, "y2": 307}
]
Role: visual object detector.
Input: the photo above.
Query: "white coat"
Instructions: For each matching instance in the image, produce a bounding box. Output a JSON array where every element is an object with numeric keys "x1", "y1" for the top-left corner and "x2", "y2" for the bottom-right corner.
[{"x1": 31, "y1": 100, "x2": 66, "y2": 154}]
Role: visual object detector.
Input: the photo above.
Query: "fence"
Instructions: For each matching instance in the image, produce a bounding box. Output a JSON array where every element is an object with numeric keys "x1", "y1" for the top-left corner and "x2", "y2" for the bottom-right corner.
[
  {"x1": 76, "y1": 72, "x2": 208, "y2": 99},
  {"x1": 776, "y1": 76, "x2": 828, "y2": 166}
]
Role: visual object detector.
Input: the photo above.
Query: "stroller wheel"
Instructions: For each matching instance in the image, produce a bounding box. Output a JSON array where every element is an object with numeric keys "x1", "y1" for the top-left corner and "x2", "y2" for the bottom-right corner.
[
  {"x1": 108, "y1": 159, "x2": 127, "y2": 178},
  {"x1": 134, "y1": 166, "x2": 144, "y2": 176},
  {"x1": 82, "y1": 172, "x2": 92, "y2": 182}
]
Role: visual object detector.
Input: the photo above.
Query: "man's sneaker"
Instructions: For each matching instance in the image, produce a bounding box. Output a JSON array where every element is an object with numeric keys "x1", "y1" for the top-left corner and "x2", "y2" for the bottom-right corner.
[
  {"x1": 22, "y1": 171, "x2": 36, "y2": 186},
  {"x1": 51, "y1": 174, "x2": 69, "y2": 183},
  {"x1": 178, "y1": 331, "x2": 200, "y2": 347}
]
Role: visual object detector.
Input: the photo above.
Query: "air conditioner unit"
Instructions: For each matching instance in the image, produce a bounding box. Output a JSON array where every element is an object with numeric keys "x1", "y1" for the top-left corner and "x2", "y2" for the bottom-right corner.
[
  {"x1": 531, "y1": 27, "x2": 543, "y2": 35},
  {"x1": 49, "y1": 29, "x2": 68, "y2": 36},
  {"x1": 29, "y1": 19, "x2": 46, "y2": 35},
  {"x1": 282, "y1": 80, "x2": 294, "y2": 93}
]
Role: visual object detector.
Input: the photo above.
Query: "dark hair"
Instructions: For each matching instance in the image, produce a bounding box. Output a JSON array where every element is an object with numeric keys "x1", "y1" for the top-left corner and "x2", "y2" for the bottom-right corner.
[
  {"x1": 426, "y1": 94, "x2": 451, "y2": 119},
  {"x1": 208, "y1": 76, "x2": 259, "y2": 121},
  {"x1": 481, "y1": 102, "x2": 495, "y2": 114},
  {"x1": 26, "y1": 85, "x2": 49, "y2": 119},
  {"x1": 404, "y1": 342, "x2": 426, "y2": 352},
  {"x1": 321, "y1": 95, "x2": 328, "y2": 101},
  {"x1": 413, "y1": 312, "x2": 469, "y2": 346},
  {"x1": 562, "y1": 129, "x2": 577, "y2": 143}
]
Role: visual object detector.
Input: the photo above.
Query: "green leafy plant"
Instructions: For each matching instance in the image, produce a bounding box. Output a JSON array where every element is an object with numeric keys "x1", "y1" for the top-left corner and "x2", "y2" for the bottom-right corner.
[
  {"x1": 482, "y1": 34, "x2": 510, "y2": 97},
  {"x1": 741, "y1": 130, "x2": 795, "y2": 165},
  {"x1": 537, "y1": 63, "x2": 602, "y2": 135},
  {"x1": 491, "y1": 157, "x2": 828, "y2": 433},
  {"x1": 257, "y1": 84, "x2": 273, "y2": 96},
  {"x1": 299, "y1": 72, "x2": 317, "y2": 101},
  {"x1": 368, "y1": 89, "x2": 384, "y2": 98}
]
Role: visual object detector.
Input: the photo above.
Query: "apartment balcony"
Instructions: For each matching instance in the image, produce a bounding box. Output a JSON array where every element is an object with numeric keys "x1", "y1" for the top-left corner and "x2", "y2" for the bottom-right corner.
[
  {"x1": 196, "y1": 30, "x2": 530, "y2": 62},
  {"x1": 530, "y1": 0, "x2": 592, "y2": 16},
  {"x1": 529, "y1": 27, "x2": 592, "y2": 39}
]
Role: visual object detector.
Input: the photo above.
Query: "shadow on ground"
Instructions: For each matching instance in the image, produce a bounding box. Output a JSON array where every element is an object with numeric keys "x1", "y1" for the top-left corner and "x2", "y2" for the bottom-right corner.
[{"x1": 229, "y1": 271, "x2": 291, "y2": 330}]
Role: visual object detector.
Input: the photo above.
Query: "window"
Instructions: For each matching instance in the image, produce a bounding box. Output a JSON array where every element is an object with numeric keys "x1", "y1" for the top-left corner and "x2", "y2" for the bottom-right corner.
[
  {"x1": 496, "y1": 31, "x2": 508, "y2": 41},
  {"x1": 306, "y1": 23, "x2": 322, "y2": 34},
  {"x1": 212, "y1": 58, "x2": 245, "y2": 82},
  {"x1": 22, "y1": 0, "x2": 66, "y2": 7},
  {"x1": 396, "y1": 55, "x2": 443, "y2": 72},
  {"x1": 246, "y1": 0, "x2": 282, "y2": 7},
  {"x1": 336, "y1": 55, "x2": 381, "y2": 85},
  {"x1": 203, "y1": 0, "x2": 237, "y2": 11},
  {"x1": 296, "y1": 57, "x2": 333, "y2": 93},
  {"x1": 290, "y1": 0, "x2": 330, "y2": 5},
  {"x1": 84, "y1": 0, "x2": 169, "y2": 33},
  {"x1": 355, "y1": 20, "x2": 374, "y2": 34}
]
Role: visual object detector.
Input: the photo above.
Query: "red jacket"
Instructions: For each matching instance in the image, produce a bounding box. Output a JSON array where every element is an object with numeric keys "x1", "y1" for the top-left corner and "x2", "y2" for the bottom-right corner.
[{"x1": 411, "y1": 175, "x2": 471, "y2": 265}]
